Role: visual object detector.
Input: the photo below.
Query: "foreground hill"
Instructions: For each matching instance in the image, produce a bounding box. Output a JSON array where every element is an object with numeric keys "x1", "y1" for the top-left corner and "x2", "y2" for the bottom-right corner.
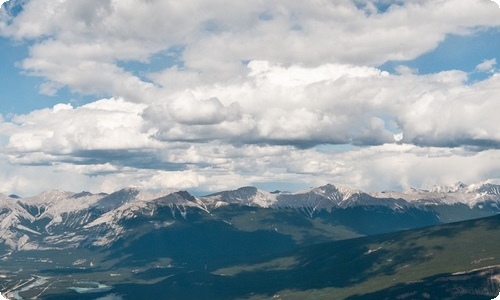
[
  {"x1": 1, "y1": 212, "x2": 499, "y2": 299},
  {"x1": 207, "y1": 214, "x2": 500, "y2": 299}
]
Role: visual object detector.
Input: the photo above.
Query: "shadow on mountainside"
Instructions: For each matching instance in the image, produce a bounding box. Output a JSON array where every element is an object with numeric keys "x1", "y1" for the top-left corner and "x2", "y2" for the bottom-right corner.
[
  {"x1": 420, "y1": 213, "x2": 500, "y2": 239},
  {"x1": 101, "y1": 220, "x2": 298, "y2": 270},
  {"x1": 105, "y1": 232, "x2": 436, "y2": 300},
  {"x1": 345, "y1": 266, "x2": 500, "y2": 300},
  {"x1": 40, "y1": 214, "x2": 500, "y2": 300},
  {"x1": 108, "y1": 215, "x2": 500, "y2": 299}
]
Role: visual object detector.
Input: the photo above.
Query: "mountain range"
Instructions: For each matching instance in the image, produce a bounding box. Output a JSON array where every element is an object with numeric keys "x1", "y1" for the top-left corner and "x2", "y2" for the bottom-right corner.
[
  {"x1": 1, "y1": 182, "x2": 500, "y2": 299},
  {"x1": 1, "y1": 182, "x2": 500, "y2": 253}
]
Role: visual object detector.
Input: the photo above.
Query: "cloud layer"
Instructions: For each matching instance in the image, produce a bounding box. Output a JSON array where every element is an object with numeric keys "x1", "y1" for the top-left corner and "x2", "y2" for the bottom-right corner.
[{"x1": 1, "y1": 0, "x2": 500, "y2": 195}]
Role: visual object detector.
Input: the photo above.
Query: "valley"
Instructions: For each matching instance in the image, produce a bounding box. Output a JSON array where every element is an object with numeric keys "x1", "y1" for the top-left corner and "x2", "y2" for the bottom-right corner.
[{"x1": 1, "y1": 183, "x2": 500, "y2": 299}]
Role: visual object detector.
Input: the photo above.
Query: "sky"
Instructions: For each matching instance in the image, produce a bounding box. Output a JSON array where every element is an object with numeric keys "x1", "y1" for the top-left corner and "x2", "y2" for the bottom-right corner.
[{"x1": 0, "y1": 0, "x2": 500, "y2": 196}]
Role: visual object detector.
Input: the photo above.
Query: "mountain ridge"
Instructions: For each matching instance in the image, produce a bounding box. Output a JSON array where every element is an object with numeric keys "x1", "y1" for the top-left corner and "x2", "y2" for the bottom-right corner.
[
  {"x1": 1, "y1": 182, "x2": 500, "y2": 253},
  {"x1": 2, "y1": 211, "x2": 499, "y2": 299},
  {"x1": 5, "y1": 180, "x2": 500, "y2": 207}
]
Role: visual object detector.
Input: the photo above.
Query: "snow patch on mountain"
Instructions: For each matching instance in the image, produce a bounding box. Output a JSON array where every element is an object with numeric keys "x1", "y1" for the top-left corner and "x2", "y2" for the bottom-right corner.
[
  {"x1": 201, "y1": 186, "x2": 278, "y2": 208},
  {"x1": 371, "y1": 182, "x2": 500, "y2": 207},
  {"x1": 16, "y1": 190, "x2": 102, "y2": 225},
  {"x1": 84, "y1": 191, "x2": 203, "y2": 246},
  {"x1": 309, "y1": 184, "x2": 360, "y2": 202},
  {"x1": 1, "y1": 182, "x2": 500, "y2": 252}
]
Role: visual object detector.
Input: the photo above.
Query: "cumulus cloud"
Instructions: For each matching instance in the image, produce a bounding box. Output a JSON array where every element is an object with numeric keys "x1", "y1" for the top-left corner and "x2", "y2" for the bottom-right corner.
[
  {"x1": 1, "y1": 0, "x2": 499, "y2": 97},
  {"x1": 144, "y1": 61, "x2": 398, "y2": 147},
  {"x1": 145, "y1": 60, "x2": 500, "y2": 149},
  {"x1": 334, "y1": 144, "x2": 500, "y2": 191},
  {"x1": 396, "y1": 73, "x2": 500, "y2": 148},
  {"x1": 1, "y1": 98, "x2": 161, "y2": 166},
  {"x1": 476, "y1": 58, "x2": 497, "y2": 72},
  {"x1": 4, "y1": 0, "x2": 498, "y2": 149},
  {"x1": 3, "y1": 141, "x2": 500, "y2": 196},
  {"x1": 2, "y1": 60, "x2": 500, "y2": 193},
  {"x1": 168, "y1": 94, "x2": 240, "y2": 125},
  {"x1": 1, "y1": 0, "x2": 500, "y2": 194}
]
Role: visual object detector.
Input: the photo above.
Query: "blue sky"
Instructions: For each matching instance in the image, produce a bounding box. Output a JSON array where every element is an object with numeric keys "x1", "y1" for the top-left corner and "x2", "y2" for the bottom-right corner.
[
  {"x1": 1, "y1": 0, "x2": 500, "y2": 195},
  {"x1": 0, "y1": 37, "x2": 95, "y2": 115},
  {"x1": 381, "y1": 28, "x2": 500, "y2": 79},
  {"x1": 3, "y1": 29, "x2": 499, "y2": 114}
]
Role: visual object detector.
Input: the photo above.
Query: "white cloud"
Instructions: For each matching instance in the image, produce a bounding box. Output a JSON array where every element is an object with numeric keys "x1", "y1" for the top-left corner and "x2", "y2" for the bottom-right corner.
[
  {"x1": 395, "y1": 65, "x2": 418, "y2": 75},
  {"x1": 476, "y1": 58, "x2": 497, "y2": 72},
  {"x1": 146, "y1": 60, "x2": 500, "y2": 149},
  {"x1": 168, "y1": 93, "x2": 241, "y2": 125},
  {"x1": 335, "y1": 144, "x2": 500, "y2": 191},
  {"x1": 1, "y1": 60, "x2": 500, "y2": 194},
  {"x1": 396, "y1": 73, "x2": 500, "y2": 148},
  {"x1": 3, "y1": 142, "x2": 500, "y2": 196},
  {"x1": 1, "y1": 0, "x2": 500, "y2": 194},
  {"x1": 21, "y1": 47, "x2": 159, "y2": 101},
  {"x1": 144, "y1": 61, "x2": 399, "y2": 146},
  {"x1": 2, "y1": 98, "x2": 157, "y2": 154},
  {"x1": 1, "y1": 0, "x2": 499, "y2": 98}
]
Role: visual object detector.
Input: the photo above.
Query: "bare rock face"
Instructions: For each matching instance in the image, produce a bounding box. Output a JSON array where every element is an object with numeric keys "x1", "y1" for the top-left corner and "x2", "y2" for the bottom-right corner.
[{"x1": 1, "y1": 182, "x2": 500, "y2": 253}]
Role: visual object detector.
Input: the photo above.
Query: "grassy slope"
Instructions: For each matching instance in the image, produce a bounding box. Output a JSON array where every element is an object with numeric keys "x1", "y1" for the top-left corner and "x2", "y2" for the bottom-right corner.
[
  {"x1": 211, "y1": 206, "x2": 364, "y2": 243},
  {"x1": 4, "y1": 214, "x2": 499, "y2": 299},
  {"x1": 212, "y1": 213, "x2": 500, "y2": 299}
]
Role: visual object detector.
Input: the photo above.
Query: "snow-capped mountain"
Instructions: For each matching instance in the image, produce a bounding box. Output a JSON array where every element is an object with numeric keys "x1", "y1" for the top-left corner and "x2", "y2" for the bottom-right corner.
[
  {"x1": 83, "y1": 190, "x2": 208, "y2": 246},
  {"x1": 201, "y1": 186, "x2": 277, "y2": 208},
  {"x1": 1, "y1": 182, "x2": 499, "y2": 254},
  {"x1": 371, "y1": 182, "x2": 500, "y2": 208},
  {"x1": 201, "y1": 184, "x2": 412, "y2": 213},
  {"x1": 271, "y1": 184, "x2": 412, "y2": 212}
]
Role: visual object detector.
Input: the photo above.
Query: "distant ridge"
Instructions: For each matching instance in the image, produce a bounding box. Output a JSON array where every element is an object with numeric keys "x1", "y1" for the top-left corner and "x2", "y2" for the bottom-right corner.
[
  {"x1": 1, "y1": 182, "x2": 499, "y2": 252},
  {"x1": 1, "y1": 181, "x2": 500, "y2": 300}
]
